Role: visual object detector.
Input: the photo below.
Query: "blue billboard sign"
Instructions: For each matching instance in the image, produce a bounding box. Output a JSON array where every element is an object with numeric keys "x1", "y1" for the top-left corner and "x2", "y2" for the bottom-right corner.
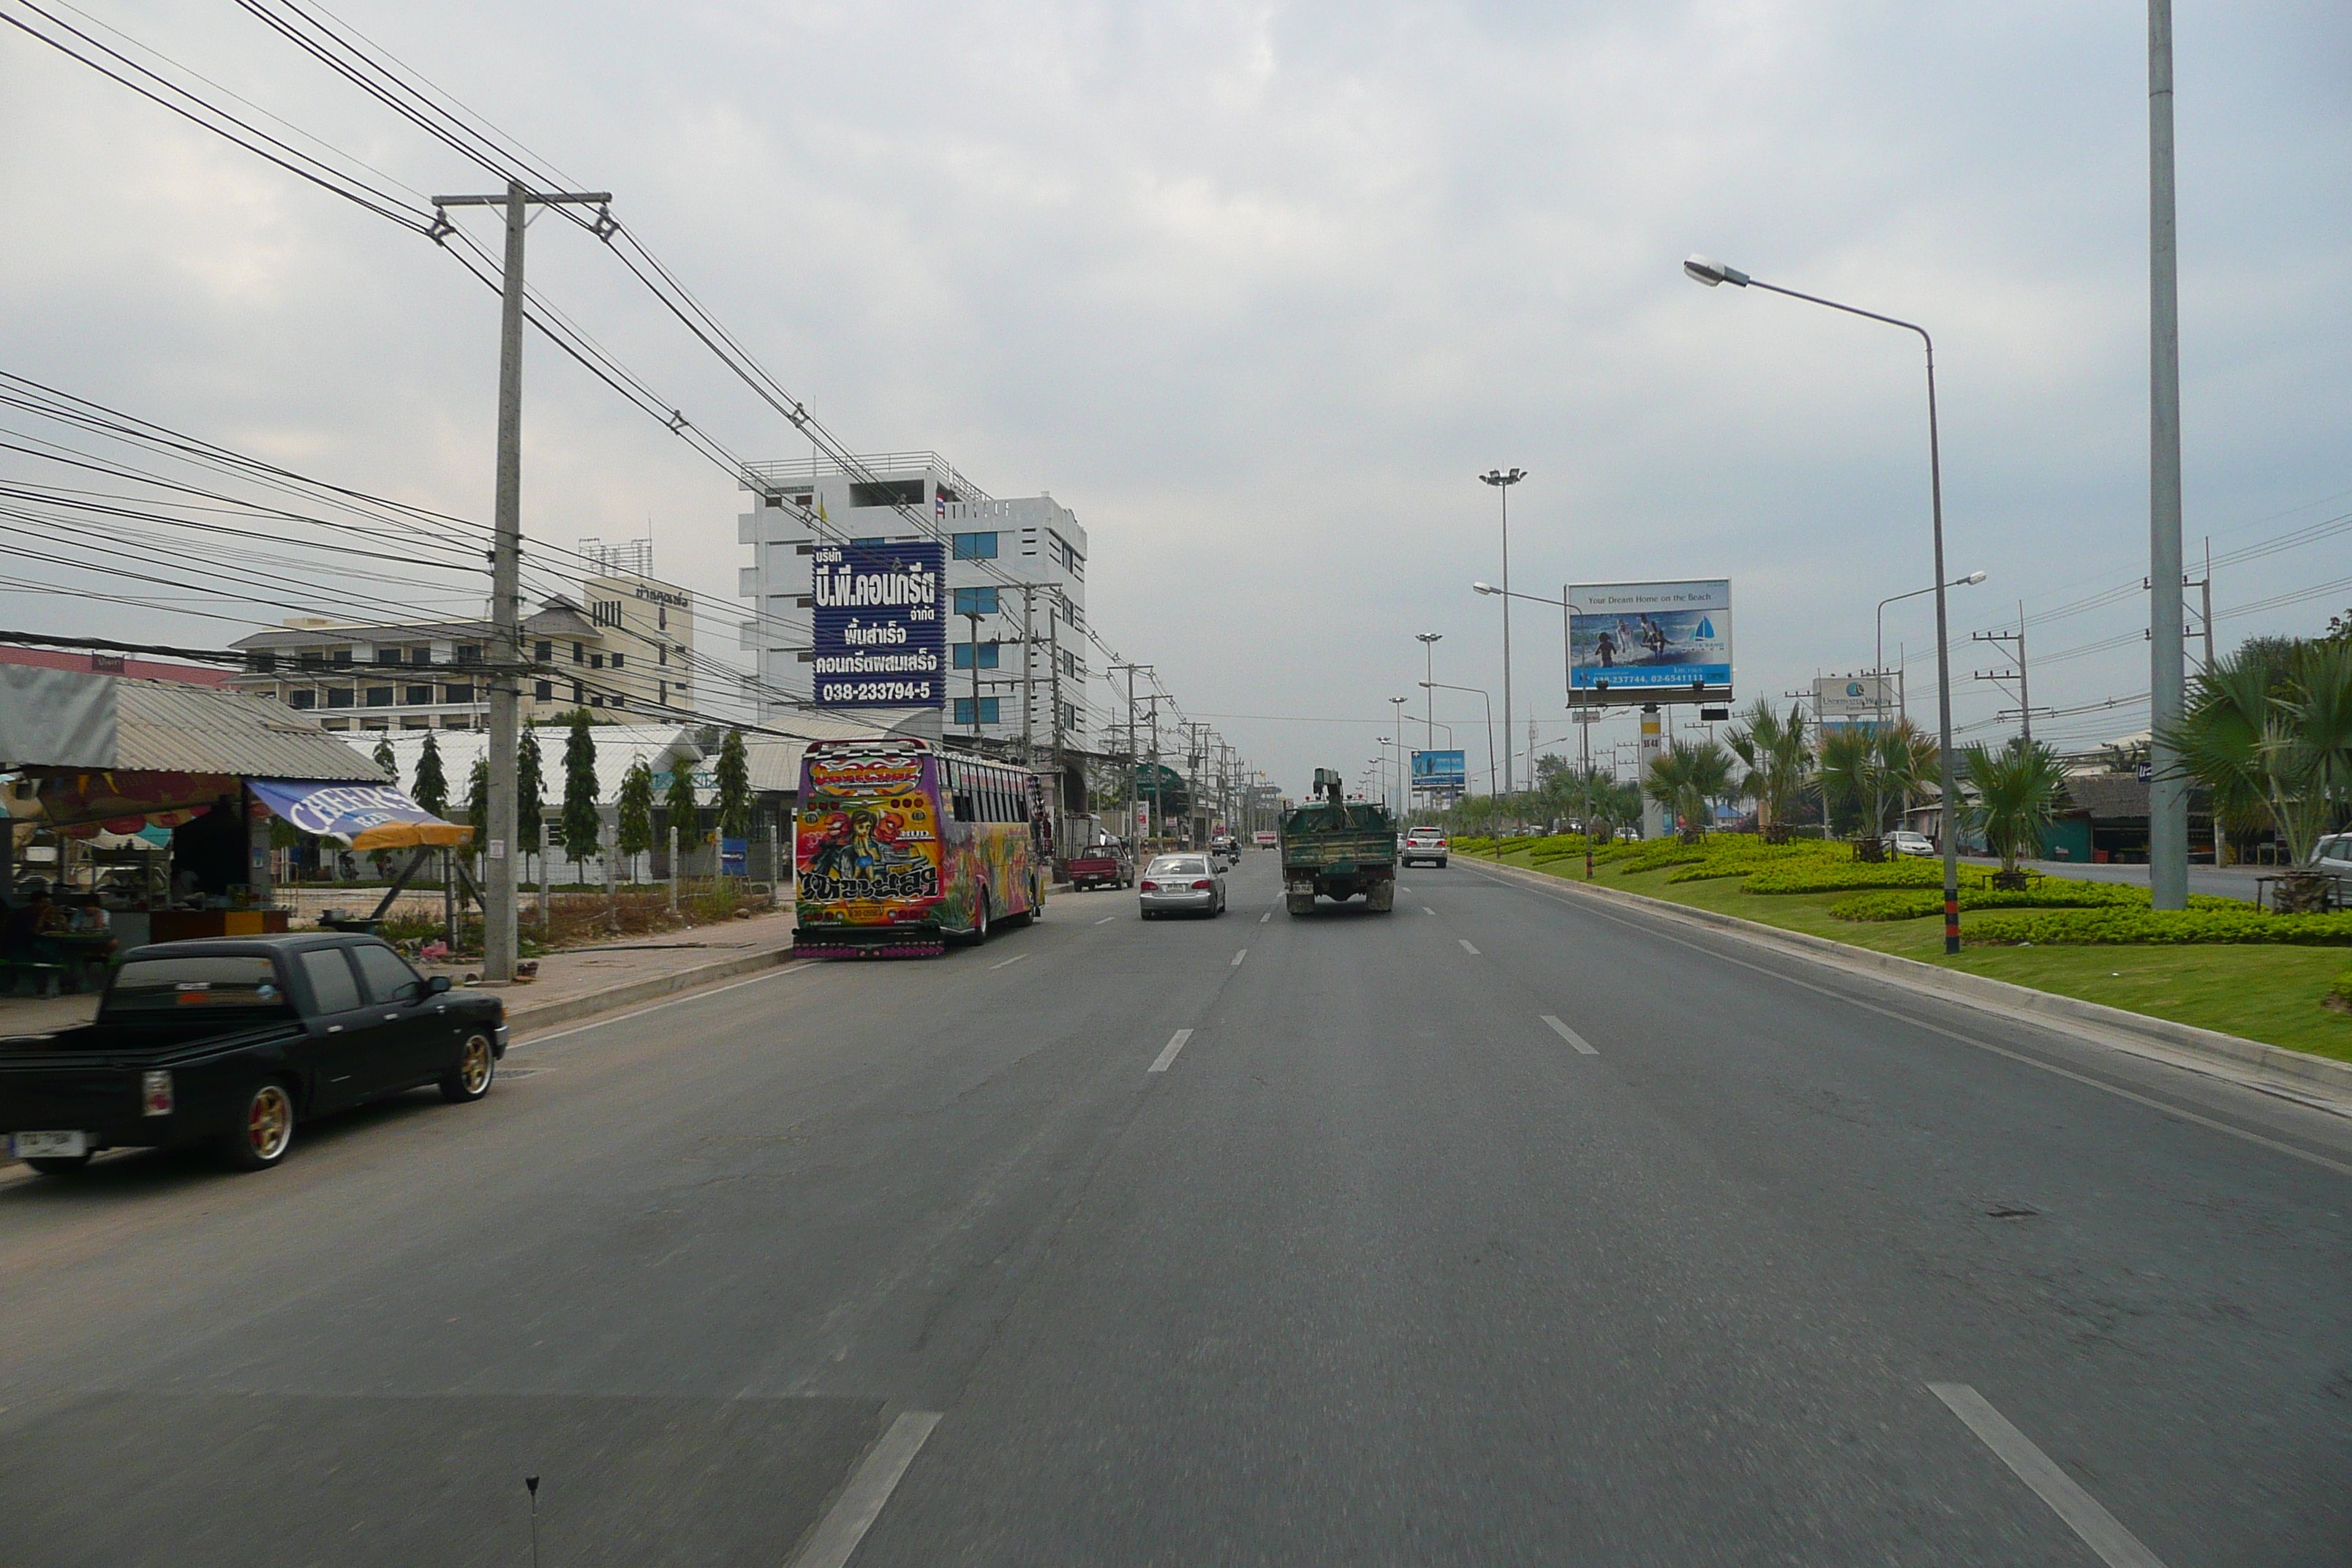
[
  {"x1": 811, "y1": 540, "x2": 946, "y2": 709},
  {"x1": 1568, "y1": 578, "x2": 1733, "y2": 701},
  {"x1": 1411, "y1": 749, "x2": 1467, "y2": 793}
]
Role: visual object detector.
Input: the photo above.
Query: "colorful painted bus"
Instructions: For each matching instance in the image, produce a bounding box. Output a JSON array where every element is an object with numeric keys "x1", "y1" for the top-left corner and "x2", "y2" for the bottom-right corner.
[{"x1": 794, "y1": 736, "x2": 1048, "y2": 957}]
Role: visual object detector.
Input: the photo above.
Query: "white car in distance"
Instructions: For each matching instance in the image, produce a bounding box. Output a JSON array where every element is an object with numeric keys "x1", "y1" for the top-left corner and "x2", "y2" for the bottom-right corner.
[
  {"x1": 1139, "y1": 853, "x2": 1226, "y2": 919},
  {"x1": 1883, "y1": 831, "x2": 1935, "y2": 859},
  {"x1": 1400, "y1": 827, "x2": 1449, "y2": 868}
]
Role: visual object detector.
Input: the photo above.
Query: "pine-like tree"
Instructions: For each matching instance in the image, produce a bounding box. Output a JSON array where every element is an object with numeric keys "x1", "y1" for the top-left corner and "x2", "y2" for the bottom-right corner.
[
  {"x1": 664, "y1": 752, "x2": 700, "y2": 865},
  {"x1": 560, "y1": 709, "x2": 601, "y2": 860},
  {"x1": 715, "y1": 728, "x2": 753, "y2": 841},
  {"x1": 412, "y1": 731, "x2": 449, "y2": 817},
  {"x1": 516, "y1": 728, "x2": 545, "y2": 847},
  {"x1": 372, "y1": 734, "x2": 398, "y2": 788},
  {"x1": 465, "y1": 756, "x2": 490, "y2": 862},
  {"x1": 616, "y1": 757, "x2": 655, "y2": 881}
]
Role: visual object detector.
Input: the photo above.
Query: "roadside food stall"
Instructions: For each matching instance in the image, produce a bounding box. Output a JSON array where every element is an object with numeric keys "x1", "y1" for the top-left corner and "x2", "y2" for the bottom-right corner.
[{"x1": 0, "y1": 670, "x2": 461, "y2": 990}]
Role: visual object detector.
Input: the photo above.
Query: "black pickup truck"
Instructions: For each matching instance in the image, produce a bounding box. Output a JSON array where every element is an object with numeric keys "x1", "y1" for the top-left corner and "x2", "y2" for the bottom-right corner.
[{"x1": 1, "y1": 933, "x2": 507, "y2": 1175}]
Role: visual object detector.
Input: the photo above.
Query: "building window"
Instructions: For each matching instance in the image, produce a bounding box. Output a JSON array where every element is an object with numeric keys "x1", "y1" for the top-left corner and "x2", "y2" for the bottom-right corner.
[
  {"x1": 571, "y1": 680, "x2": 585, "y2": 704},
  {"x1": 331, "y1": 648, "x2": 353, "y2": 666},
  {"x1": 953, "y1": 697, "x2": 1000, "y2": 726},
  {"x1": 953, "y1": 587, "x2": 998, "y2": 617},
  {"x1": 588, "y1": 694, "x2": 603, "y2": 708},
  {"x1": 591, "y1": 600, "x2": 621, "y2": 628},
  {"x1": 1060, "y1": 649, "x2": 1080, "y2": 679},
  {"x1": 534, "y1": 680, "x2": 553, "y2": 701},
  {"x1": 326, "y1": 688, "x2": 355, "y2": 709},
  {"x1": 377, "y1": 648, "x2": 401, "y2": 665},
  {"x1": 441, "y1": 715, "x2": 472, "y2": 729},
  {"x1": 764, "y1": 493, "x2": 784, "y2": 508},
  {"x1": 952, "y1": 531, "x2": 999, "y2": 561},
  {"x1": 412, "y1": 647, "x2": 433, "y2": 665},
  {"x1": 589, "y1": 653, "x2": 604, "y2": 670},
  {"x1": 443, "y1": 685, "x2": 475, "y2": 704},
  {"x1": 287, "y1": 690, "x2": 317, "y2": 709},
  {"x1": 572, "y1": 642, "x2": 585, "y2": 664},
  {"x1": 851, "y1": 536, "x2": 886, "y2": 547},
  {"x1": 534, "y1": 640, "x2": 552, "y2": 662},
  {"x1": 297, "y1": 651, "x2": 324, "y2": 670},
  {"x1": 951, "y1": 641, "x2": 1000, "y2": 671},
  {"x1": 364, "y1": 685, "x2": 394, "y2": 707},
  {"x1": 456, "y1": 644, "x2": 483, "y2": 665},
  {"x1": 609, "y1": 652, "x2": 625, "y2": 668},
  {"x1": 608, "y1": 695, "x2": 624, "y2": 711},
  {"x1": 849, "y1": 478, "x2": 923, "y2": 509},
  {"x1": 404, "y1": 684, "x2": 433, "y2": 706}
]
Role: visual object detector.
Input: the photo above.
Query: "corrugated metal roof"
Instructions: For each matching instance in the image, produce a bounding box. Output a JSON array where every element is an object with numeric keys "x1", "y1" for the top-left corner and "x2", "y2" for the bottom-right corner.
[{"x1": 116, "y1": 679, "x2": 388, "y2": 781}]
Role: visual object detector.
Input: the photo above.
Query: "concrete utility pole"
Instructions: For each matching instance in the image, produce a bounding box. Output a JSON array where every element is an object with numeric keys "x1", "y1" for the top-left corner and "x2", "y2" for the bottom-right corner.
[
  {"x1": 1972, "y1": 608, "x2": 2038, "y2": 742},
  {"x1": 431, "y1": 181, "x2": 612, "y2": 984},
  {"x1": 1020, "y1": 586, "x2": 1036, "y2": 768},
  {"x1": 2146, "y1": 0, "x2": 2189, "y2": 910}
]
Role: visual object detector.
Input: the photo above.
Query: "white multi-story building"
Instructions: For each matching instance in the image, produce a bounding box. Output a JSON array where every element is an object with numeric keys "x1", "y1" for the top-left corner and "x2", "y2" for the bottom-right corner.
[
  {"x1": 736, "y1": 452, "x2": 1089, "y2": 748},
  {"x1": 226, "y1": 545, "x2": 698, "y2": 730}
]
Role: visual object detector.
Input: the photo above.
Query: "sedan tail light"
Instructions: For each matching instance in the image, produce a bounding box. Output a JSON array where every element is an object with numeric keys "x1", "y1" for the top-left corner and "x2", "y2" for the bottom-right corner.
[
  {"x1": 1191, "y1": 879, "x2": 1213, "y2": 890},
  {"x1": 140, "y1": 1068, "x2": 174, "y2": 1117},
  {"x1": 1139, "y1": 880, "x2": 1158, "y2": 892}
]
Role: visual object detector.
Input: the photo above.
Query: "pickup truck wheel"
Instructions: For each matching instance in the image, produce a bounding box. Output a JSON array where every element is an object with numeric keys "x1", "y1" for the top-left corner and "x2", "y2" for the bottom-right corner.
[
  {"x1": 440, "y1": 1030, "x2": 497, "y2": 1103},
  {"x1": 219, "y1": 1082, "x2": 295, "y2": 1172},
  {"x1": 25, "y1": 1154, "x2": 91, "y2": 1175}
]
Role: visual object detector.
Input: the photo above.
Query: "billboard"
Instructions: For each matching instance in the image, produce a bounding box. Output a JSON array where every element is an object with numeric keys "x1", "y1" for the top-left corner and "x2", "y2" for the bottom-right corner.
[
  {"x1": 1814, "y1": 674, "x2": 1896, "y2": 723},
  {"x1": 810, "y1": 540, "x2": 946, "y2": 709},
  {"x1": 1568, "y1": 579, "x2": 1732, "y2": 701},
  {"x1": 1411, "y1": 750, "x2": 1467, "y2": 793}
]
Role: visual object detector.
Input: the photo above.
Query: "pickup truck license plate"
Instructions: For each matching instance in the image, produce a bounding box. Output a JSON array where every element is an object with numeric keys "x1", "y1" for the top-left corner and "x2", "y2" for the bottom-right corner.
[{"x1": 10, "y1": 1131, "x2": 88, "y2": 1159}]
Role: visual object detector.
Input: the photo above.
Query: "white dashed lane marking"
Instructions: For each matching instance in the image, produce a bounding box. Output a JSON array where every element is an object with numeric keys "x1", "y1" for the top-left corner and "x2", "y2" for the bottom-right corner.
[
  {"x1": 1149, "y1": 1029, "x2": 1194, "y2": 1072},
  {"x1": 1232, "y1": 949, "x2": 1248, "y2": 966},
  {"x1": 1458, "y1": 939, "x2": 1480, "y2": 955},
  {"x1": 989, "y1": 954, "x2": 1028, "y2": 970},
  {"x1": 1542, "y1": 1015, "x2": 1598, "y2": 1055},
  {"x1": 1928, "y1": 1384, "x2": 2170, "y2": 1568}
]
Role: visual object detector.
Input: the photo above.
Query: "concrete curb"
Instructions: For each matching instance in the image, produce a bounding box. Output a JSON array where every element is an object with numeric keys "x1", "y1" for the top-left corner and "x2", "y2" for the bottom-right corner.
[
  {"x1": 1466, "y1": 855, "x2": 2352, "y2": 1108},
  {"x1": 501, "y1": 945, "x2": 798, "y2": 1035}
]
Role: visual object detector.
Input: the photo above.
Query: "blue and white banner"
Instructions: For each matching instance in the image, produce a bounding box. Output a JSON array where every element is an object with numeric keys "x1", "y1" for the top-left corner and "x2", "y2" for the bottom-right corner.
[
  {"x1": 1568, "y1": 578, "x2": 1733, "y2": 699},
  {"x1": 1411, "y1": 750, "x2": 1467, "y2": 792},
  {"x1": 810, "y1": 540, "x2": 946, "y2": 709}
]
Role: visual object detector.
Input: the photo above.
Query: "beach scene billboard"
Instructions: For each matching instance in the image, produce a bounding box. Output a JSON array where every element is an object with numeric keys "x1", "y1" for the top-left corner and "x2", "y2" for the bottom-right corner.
[{"x1": 1568, "y1": 579, "x2": 1732, "y2": 701}]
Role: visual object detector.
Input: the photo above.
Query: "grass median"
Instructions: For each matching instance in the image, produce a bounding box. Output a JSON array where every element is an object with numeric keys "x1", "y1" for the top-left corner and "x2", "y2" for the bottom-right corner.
[{"x1": 1474, "y1": 840, "x2": 2352, "y2": 1065}]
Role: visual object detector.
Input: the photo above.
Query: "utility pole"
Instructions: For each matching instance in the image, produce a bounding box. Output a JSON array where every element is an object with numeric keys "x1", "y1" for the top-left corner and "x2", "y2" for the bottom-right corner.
[
  {"x1": 1020, "y1": 586, "x2": 1036, "y2": 769},
  {"x1": 432, "y1": 181, "x2": 612, "y2": 985},
  {"x1": 1112, "y1": 662, "x2": 1148, "y2": 843},
  {"x1": 1971, "y1": 609, "x2": 2041, "y2": 742},
  {"x1": 2146, "y1": 0, "x2": 2188, "y2": 910}
]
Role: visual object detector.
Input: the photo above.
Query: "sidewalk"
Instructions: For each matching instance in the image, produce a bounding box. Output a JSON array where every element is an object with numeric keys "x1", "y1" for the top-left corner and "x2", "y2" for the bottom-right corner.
[{"x1": 0, "y1": 911, "x2": 802, "y2": 1039}]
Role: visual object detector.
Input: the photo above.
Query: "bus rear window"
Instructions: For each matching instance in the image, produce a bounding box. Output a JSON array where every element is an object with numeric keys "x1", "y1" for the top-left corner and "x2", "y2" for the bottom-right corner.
[{"x1": 105, "y1": 957, "x2": 290, "y2": 1015}]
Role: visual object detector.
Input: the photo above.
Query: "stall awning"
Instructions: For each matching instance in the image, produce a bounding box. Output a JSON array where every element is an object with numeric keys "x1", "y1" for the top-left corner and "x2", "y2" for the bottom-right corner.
[{"x1": 249, "y1": 780, "x2": 471, "y2": 851}]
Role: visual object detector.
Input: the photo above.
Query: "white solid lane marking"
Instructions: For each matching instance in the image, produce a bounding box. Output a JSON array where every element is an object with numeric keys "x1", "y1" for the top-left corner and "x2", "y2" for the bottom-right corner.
[
  {"x1": 1927, "y1": 1384, "x2": 2169, "y2": 1568},
  {"x1": 988, "y1": 953, "x2": 1028, "y2": 970},
  {"x1": 1542, "y1": 1015, "x2": 1599, "y2": 1055},
  {"x1": 789, "y1": 1409, "x2": 943, "y2": 1568},
  {"x1": 515, "y1": 962, "x2": 814, "y2": 1045},
  {"x1": 1259, "y1": 912, "x2": 1270, "y2": 924},
  {"x1": 1398, "y1": 886, "x2": 1411, "y2": 893},
  {"x1": 1093, "y1": 916, "x2": 1114, "y2": 925},
  {"x1": 1458, "y1": 939, "x2": 1480, "y2": 955},
  {"x1": 1149, "y1": 1028, "x2": 1194, "y2": 1072},
  {"x1": 1232, "y1": 949, "x2": 1248, "y2": 966},
  {"x1": 1422, "y1": 906, "x2": 1436, "y2": 916}
]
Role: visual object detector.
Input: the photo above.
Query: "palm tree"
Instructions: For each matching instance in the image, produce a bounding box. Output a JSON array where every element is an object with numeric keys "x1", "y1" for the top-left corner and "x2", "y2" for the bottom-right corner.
[
  {"x1": 1726, "y1": 699, "x2": 1809, "y2": 841},
  {"x1": 2161, "y1": 640, "x2": 2352, "y2": 908},
  {"x1": 1645, "y1": 739, "x2": 1734, "y2": 843},
  {"x1": 1961, "y1": 737, "x2": 2068, "y2": 883},
  {"x1": 1817, "y1": 724, "x2": 1872, "y2": 840},
  {"x1": 1865, "y1": 718, "x2": 1940, "y2": 845}
]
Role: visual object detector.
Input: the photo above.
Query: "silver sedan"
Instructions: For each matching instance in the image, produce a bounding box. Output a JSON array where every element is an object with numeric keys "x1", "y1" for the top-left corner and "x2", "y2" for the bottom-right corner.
[{"x1": 1139, "y1": 853, "x2": 1226, "y2": 919}]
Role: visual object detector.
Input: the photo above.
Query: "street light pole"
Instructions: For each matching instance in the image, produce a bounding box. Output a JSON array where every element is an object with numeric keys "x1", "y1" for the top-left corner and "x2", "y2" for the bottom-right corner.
[
  {"x1": 1388, "y1": 696, "x2": 1409, "y2": 813},
  {"x1": 1877, "y1": 570, "x2": 1985, "y2": 729},
  {"x1": 1415, "y1": 633, "x2": 1441, "y2": 800},
  {"x1": 1421, "y1": 680, "x2": 1496, "y2": 797},
  {"x1": 2147, "y1": 0, "x2": 2188, "y2": 909},
  {"x1": 1686, "y1": 253, "x2": 1964, "y2": 954},
  {"x1": 1480, "y1": 469, "x2": 1525, "y2": 796}
]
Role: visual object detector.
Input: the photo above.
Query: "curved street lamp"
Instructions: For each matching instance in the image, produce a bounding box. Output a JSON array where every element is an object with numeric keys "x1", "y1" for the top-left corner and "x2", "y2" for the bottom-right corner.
[
  {"x1": 1478, "y1": 469, "x2": 1526, "y2": 794},
  {"x1": 1685, "y1": 254, "x2": 1966, "y2": 956},
  {"x1": 1421, "y1": 679, "x2": 1498, "y2": 798},
  {"x1": 1877, "y1": 570, "x2": 1985, "y2": 730}
]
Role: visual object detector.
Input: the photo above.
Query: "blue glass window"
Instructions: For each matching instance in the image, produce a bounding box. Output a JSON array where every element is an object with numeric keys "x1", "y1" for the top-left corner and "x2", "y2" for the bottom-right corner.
[
  {"x1": 953, "y1": 587, "x2": 999, "y2": 616},
  {"x1": 954, "y1": 697, "x2": 1000, "y2": 726},
  {"x1": 951, "y1": 641, "x2": 1000, "y2": 670},
  {"x1": 952, "y1": 532, "x2": 1000, "y2": 560}
]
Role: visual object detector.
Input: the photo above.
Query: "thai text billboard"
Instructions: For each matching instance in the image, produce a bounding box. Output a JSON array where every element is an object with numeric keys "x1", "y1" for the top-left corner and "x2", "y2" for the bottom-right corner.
[
  {"x1": 811, "y1": 540, "x2": 946, "y2": 709},
  {"x1": 1568, "y1": 579, "x2": 1733, "y2": 701},
  {"x1": 1411, "y1": 750, "x2": 1467, "y2": 793}
]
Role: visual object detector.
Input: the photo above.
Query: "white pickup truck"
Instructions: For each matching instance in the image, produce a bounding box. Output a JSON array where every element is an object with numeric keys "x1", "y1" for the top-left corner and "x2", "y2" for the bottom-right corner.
[{"x1": 1400, "y1": 827, "x2": 1450, "y2": 867}]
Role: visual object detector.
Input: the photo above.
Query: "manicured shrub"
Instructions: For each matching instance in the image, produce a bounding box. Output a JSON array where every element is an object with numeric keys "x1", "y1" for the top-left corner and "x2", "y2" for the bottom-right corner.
[
  {"x1": 1827, "y1": 883, "x2": 2244, "y2": 921},
  {"x1": 1741, "y1": 859, "x2": 1994, "y2": 895},
  {"x1": 1962, "y1": 908, "x2": 2352, "y2": 946}
]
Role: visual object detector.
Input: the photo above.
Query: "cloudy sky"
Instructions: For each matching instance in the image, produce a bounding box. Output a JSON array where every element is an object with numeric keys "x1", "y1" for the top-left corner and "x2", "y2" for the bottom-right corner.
[{"x1": 2, "y1": 0, "x2": 2346, "y2": 796}]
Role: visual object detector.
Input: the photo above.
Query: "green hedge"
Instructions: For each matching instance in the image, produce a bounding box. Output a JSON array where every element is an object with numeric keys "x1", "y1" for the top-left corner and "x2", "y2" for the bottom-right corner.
[
  {"x1": 1828, "y1": 884, "x2": 2244, "y2": 921},
  {"x1": 2332, "y1": 970, "x2": 2352, "y2": 1006},
  {"x1": 1962, "y1": 908, "x2": 2352, "y2": 946},
  {"x1": 1741, "y1": 859, "x2": 1994, "y2": 895}
]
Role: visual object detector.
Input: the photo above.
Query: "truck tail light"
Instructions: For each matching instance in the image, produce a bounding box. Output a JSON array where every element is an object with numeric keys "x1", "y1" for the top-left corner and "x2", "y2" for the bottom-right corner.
[
  {"x1": 140, "y1": 1069, "x2": 174, "y2": 1117},
  {"x1": 1191, "y1": 880, "x2": 1213, "y2": 890}
]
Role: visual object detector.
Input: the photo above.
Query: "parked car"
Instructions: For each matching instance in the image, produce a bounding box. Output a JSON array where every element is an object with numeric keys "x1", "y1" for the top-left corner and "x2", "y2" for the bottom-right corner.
[
  {"x1": 1401, "y1": 827, "x2": 1450, "y2": 868},
  {"x1": 1882, "y1": 831, "x2": 1936, "y2": 858},
  {"x1": 1139, "y1": 853, "x2": 1226, "y2": 919},
  {"x1": 1, "y1": 934, "x2": 507, "y2": 1175},
  {"x1": 2311, "y1": 833, "x2": 2352, "y2": 881},
  {"x1": 1066, "y1": 837, "x2": 1134, "y2": 891}
]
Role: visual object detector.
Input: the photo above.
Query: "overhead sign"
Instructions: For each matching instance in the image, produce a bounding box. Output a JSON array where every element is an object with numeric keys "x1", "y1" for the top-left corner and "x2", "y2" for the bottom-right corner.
[
  {"x1": 1411, "y1": 750, "x2": 1466, "y2": 792},
  {"x1": 1814, "y1": 674, "x2": 1896, "y2": 722},
  {"x1": 1568, "y1": 579, "x2": 1733, "y2": 701},
  {"x1": 810, "y1": 540, "x2": 946, "y2": 709}
]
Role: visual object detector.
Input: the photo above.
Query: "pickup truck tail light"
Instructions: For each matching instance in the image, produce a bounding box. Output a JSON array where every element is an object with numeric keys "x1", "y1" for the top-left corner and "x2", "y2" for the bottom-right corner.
[
  {"x1": 140, "y1": 1068, "x2": 174, "y2": 1117},
  {"x1": 1191, "y1": 879, "x2": 1214, "y2": 890}
]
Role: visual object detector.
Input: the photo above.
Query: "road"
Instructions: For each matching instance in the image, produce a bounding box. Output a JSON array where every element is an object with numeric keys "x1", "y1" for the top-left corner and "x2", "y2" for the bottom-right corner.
[
  {"x1": 1995, "y1": 857, "x2": 2275, "y2": 903},
  {"x1": 4, "y1": 853, "x2": 2347, "y2": 1565}
]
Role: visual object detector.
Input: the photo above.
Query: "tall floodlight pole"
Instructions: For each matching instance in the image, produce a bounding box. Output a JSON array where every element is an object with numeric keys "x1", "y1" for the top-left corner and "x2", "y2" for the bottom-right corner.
[
  {"x1": 1685, "y1": 253, "x2": 1964, "y2": 955},
  {"x1": 1416, "y1": 634, "x2": 1441, "y2": 757},
  {"x1": 1422, "y1": 680, "x2": 1496, "y2": 797},
  {"x1": 2147, "y1": 0, "x2": 2188, "y2": 909},
  {"x1": 1479, "y1": 469, "x2": 1525, "y2": 796},
  {"x1": 1388, "y1": 696, "x2": 1409, "y2": 812},
  {"x1": 432, "y1": 181, "x2": 613, "y2": 985}
]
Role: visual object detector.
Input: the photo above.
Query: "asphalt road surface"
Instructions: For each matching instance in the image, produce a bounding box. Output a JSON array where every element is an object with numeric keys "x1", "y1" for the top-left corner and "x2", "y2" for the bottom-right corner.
[{"x1": 4, "y1": 853, "x2": 2347, "y2": 1566}]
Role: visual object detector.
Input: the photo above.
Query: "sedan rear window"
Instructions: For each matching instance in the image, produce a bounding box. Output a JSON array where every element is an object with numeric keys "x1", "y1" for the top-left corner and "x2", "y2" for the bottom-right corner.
[
  {"x1": 1149, "y1": 857, "x2": 1208, "y2": 876},
  {"x1": 106, "y1": 956, "x2": 289, "y2": 1015}
]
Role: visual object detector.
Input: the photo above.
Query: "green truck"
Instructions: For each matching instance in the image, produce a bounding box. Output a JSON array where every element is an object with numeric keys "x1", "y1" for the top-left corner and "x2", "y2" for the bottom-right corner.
[{"x1": 1278, "y1": 769, "x2": 1397, "y2": 916}]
